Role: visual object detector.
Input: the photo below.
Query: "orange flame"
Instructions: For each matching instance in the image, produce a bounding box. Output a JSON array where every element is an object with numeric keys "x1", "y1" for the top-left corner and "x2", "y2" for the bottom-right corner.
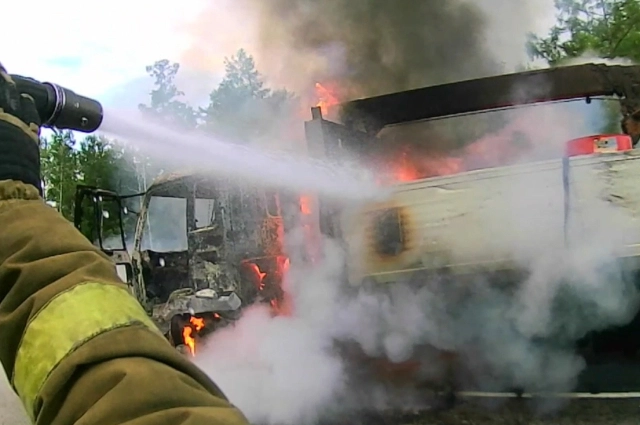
[
  {"x1": 271, "y1": 257, "x2": 293, "y2": 316},
  {"x1": 390, "y1": 153, "x2": 464, "y2": 183},
  {"x1": 246, "y1": 262, "x2": 267, "y2": 290},
  {"x1": 183, "y1": 327, "x2": 195, "y2": 356},
  {"x1": 381, "y1": 114, "x2": 545, "y2": 183},
  {"x1": 190, "y1": 316, "x2": 205, "y2": 331},
  {"x1": 298, "y1": 195, "x2": 321, "y2": 264},
  {"x1": 299, "y1": 195, "x2": 312, "y2": 215},
  {"x1": 244, "y1": 256, "x2": 292, "y2": 316},
  {"x1": 314, "y1": 82, "x2": 340, "y2": 116},
  {"x1": 183, "y1": 316, "x2": 206, "y2": 356}
]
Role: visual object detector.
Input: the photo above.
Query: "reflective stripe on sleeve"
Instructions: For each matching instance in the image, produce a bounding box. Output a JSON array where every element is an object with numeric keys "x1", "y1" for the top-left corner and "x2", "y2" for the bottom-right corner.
[{"x1": 12, "y1": 282, "x2": 162, "y2": 420}]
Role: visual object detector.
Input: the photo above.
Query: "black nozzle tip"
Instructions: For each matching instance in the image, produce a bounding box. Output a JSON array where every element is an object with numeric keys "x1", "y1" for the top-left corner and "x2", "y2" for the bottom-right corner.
[
  {"x1": 44, "y1": 83, "x2": 104, "y2": 133},
  {"x1": 76, "y1": 96, "x2": 104, "y2": 133}
]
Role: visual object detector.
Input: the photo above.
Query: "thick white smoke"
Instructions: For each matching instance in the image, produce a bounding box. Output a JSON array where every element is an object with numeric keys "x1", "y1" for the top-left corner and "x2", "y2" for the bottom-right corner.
[
  {"x1": 194, "y1": 236, "x2": 349, "y2": 425},
  {"x1": 97, "y1": 1, "x2": 640, "y2": 422},
  {"x1": 196, "y1": 174, "x2": 640, "y2": 421},
  {"x1": 190, "y1": 94, "x2": 640, "y2": 424}
]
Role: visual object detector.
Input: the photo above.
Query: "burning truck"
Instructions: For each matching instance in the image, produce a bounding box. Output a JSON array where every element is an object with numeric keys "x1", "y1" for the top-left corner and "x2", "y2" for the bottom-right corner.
[
  {"x1": 76, "y1": 63, "x2": 640, "y2": 398},
  {"x1": 74, "y1": 175, "x2": 296, "y2": 355}
]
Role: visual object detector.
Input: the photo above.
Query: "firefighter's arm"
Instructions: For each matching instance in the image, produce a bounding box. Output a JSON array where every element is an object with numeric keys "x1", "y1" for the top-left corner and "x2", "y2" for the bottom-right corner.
[{"x1": 0, "y1": 67, "x2": 249, "y2": 424}]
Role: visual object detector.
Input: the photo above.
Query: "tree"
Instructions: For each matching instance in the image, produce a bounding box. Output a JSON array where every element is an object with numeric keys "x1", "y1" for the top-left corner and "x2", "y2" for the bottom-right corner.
[
  {"x1": 135, "y1": 59, "x2": 203, "y2": 251},
  {"x1": 139, "y1": 59, "x2": 198, "y2": 130},
  {"x1": 527, "y1": 0, "x2": 640, "y2": 133},
  {"x1": 202, "y1": 49, "x2": 295, "y2": 145},
  {"x1": 41, "y1": 131, "x2": 78, "y2": 219},
  {"x1": 528, "y1": 0, "x2": 640, "y2": 64},
  {"x1": 77, "y1": 135, "x2": 116, "y2": 189},
  {"x1": 137, "y1": 58, "x2": 201, "y2": 180},
  {"x1": 131, "y1": 50, "x2": 298, "y2": 250},
  {"x1": 40, "y1": 131, "x2": 140, "y2": 245},
  {"x1": 77, "y1": 136, "x2": 141, "y2": 242}
]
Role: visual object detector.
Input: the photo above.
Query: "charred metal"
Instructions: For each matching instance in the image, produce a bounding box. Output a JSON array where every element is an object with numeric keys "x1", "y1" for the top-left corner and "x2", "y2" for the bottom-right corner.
[
  {"x1": 337, "y1": 64, "x2": 640, "y2": 135},
  {"x1": 75, "y1": 171, "x2": 292, "y2": 343}
]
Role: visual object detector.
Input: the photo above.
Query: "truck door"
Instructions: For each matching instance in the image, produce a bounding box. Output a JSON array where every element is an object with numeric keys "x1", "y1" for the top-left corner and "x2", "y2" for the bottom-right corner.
[{"x1": 74, "y1": 185, "x2": 134, "y2": 286}]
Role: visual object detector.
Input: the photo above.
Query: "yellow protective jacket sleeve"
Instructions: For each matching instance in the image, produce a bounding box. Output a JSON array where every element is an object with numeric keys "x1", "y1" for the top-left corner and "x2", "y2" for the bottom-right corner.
[{"x1": 0, "y1": 181, "x2": 250, "y2": 425}]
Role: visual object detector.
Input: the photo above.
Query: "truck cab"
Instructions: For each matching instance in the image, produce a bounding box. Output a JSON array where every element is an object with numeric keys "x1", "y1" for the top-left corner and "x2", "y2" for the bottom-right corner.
[{"x1": 75, "y1": 171, "x2": 291, "y2": 354}]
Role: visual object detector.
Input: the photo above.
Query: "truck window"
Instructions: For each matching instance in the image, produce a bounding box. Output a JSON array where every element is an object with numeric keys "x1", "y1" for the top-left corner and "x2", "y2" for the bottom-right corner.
[
  {"x1": 141, "y1": 196, "x2": 187, "y2": 252},
  {"x1": 195, "y1": 198, "x2": 216, "y2": 229},
  {"x1": 265, "y1": 191, "x2": 280, "y2": 217}
]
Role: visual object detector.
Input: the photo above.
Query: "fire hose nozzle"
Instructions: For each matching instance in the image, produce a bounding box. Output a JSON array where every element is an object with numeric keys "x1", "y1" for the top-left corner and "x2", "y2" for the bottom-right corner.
[{"x1": 10, "y1": 74, "x2": 103, "y2": 133}]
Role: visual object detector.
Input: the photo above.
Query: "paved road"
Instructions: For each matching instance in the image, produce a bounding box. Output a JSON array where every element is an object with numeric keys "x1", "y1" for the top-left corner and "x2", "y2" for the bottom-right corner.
[
  {"x1": 0, "y1": 374, "x2": 28, "y2": 425},
  {"x1": 1, "y1": 370, "x2": 639, "y2": 425},
  {"x1": 406, "y1": 397, "x2": 640, "y2": 425}
]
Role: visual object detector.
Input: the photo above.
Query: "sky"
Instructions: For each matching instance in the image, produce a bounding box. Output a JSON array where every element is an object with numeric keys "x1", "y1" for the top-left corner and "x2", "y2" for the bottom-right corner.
[
  {"x1": 3, "y1": 0, "x2": 558, "y2": 116},
  {"x1": 3, "y1": 0, "x2": 219, "y2": 109}
]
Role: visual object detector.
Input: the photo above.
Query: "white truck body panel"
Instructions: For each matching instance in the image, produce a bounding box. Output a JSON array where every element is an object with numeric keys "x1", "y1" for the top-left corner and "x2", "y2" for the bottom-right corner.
[{"x1": 343, "y1": 150, "x2": 640, "y2": 284}]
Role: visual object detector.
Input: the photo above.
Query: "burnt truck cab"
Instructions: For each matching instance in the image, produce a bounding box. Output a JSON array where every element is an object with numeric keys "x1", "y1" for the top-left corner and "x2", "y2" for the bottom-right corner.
[
  {"x1": 75, "y1": 172, "x2": 291, "y2": 350},
  {"x1": 131, "y1": 172, "x2": 290, "y2": 344}
]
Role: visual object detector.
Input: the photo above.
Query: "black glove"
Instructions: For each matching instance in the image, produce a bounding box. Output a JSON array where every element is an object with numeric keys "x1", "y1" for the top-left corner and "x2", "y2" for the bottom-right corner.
[{"x1": 0, "y1": 62, "x2": 42, "y2": 194}]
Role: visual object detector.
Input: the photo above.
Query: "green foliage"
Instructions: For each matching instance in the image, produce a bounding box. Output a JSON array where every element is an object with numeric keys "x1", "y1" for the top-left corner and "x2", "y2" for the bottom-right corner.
[
  {"x1": 40, "y1": 131, "x2": 139, "y2": 245},
  {"x1": 41, "y1": 131, "x2": 78, "y2": 219},
  {"x1": 138, "y1": 59, "x2": 198, "y2": 129},
  {"x1": 42, "y1": 48, "x2": 293, "y2": 249},
  {"x1": 136, "y1": 49, "x2": 295, "y2": 147},
  {"x1": 124, "y1": 49, "x2": 297, "y2": 251},
  {"x1": 527, "y1": 0, "x2": 640, "y2": 134},
  {"x1": 202, "y1": 49, "x2": 295, "y2": 144},
  {"x1": 528, "y1": 0, "x2": 640, "y2": 64},
  {"x1": 599, "y1": 100, "x2": 624, "y2": 133}
]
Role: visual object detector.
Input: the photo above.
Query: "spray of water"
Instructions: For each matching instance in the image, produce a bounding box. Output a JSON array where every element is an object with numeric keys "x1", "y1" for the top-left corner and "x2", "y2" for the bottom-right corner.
[{"x1": 99, "y1": 108, "x2": 385, "y2": 204}]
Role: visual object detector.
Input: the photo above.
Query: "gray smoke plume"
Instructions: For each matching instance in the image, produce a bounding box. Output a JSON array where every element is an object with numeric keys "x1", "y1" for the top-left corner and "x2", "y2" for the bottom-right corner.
[
  {"x1": 249, "y1": 0, "x2": 496, "y2": 98},
  {"x1": 189, "y1": 92, "x2": 640, "y2": 424},
  {"x1": 338, "y1": 152, "x2": 640, "y2": 394},
  {"x1": 238, "y1": 0, "x2": 552, "y2": 99},
  {"x1": 227, "y1": 0, "x2": 559, "y2": 163},
  {"x1": 194, "y1": 141, "x2": 640, "y2": 424}
]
